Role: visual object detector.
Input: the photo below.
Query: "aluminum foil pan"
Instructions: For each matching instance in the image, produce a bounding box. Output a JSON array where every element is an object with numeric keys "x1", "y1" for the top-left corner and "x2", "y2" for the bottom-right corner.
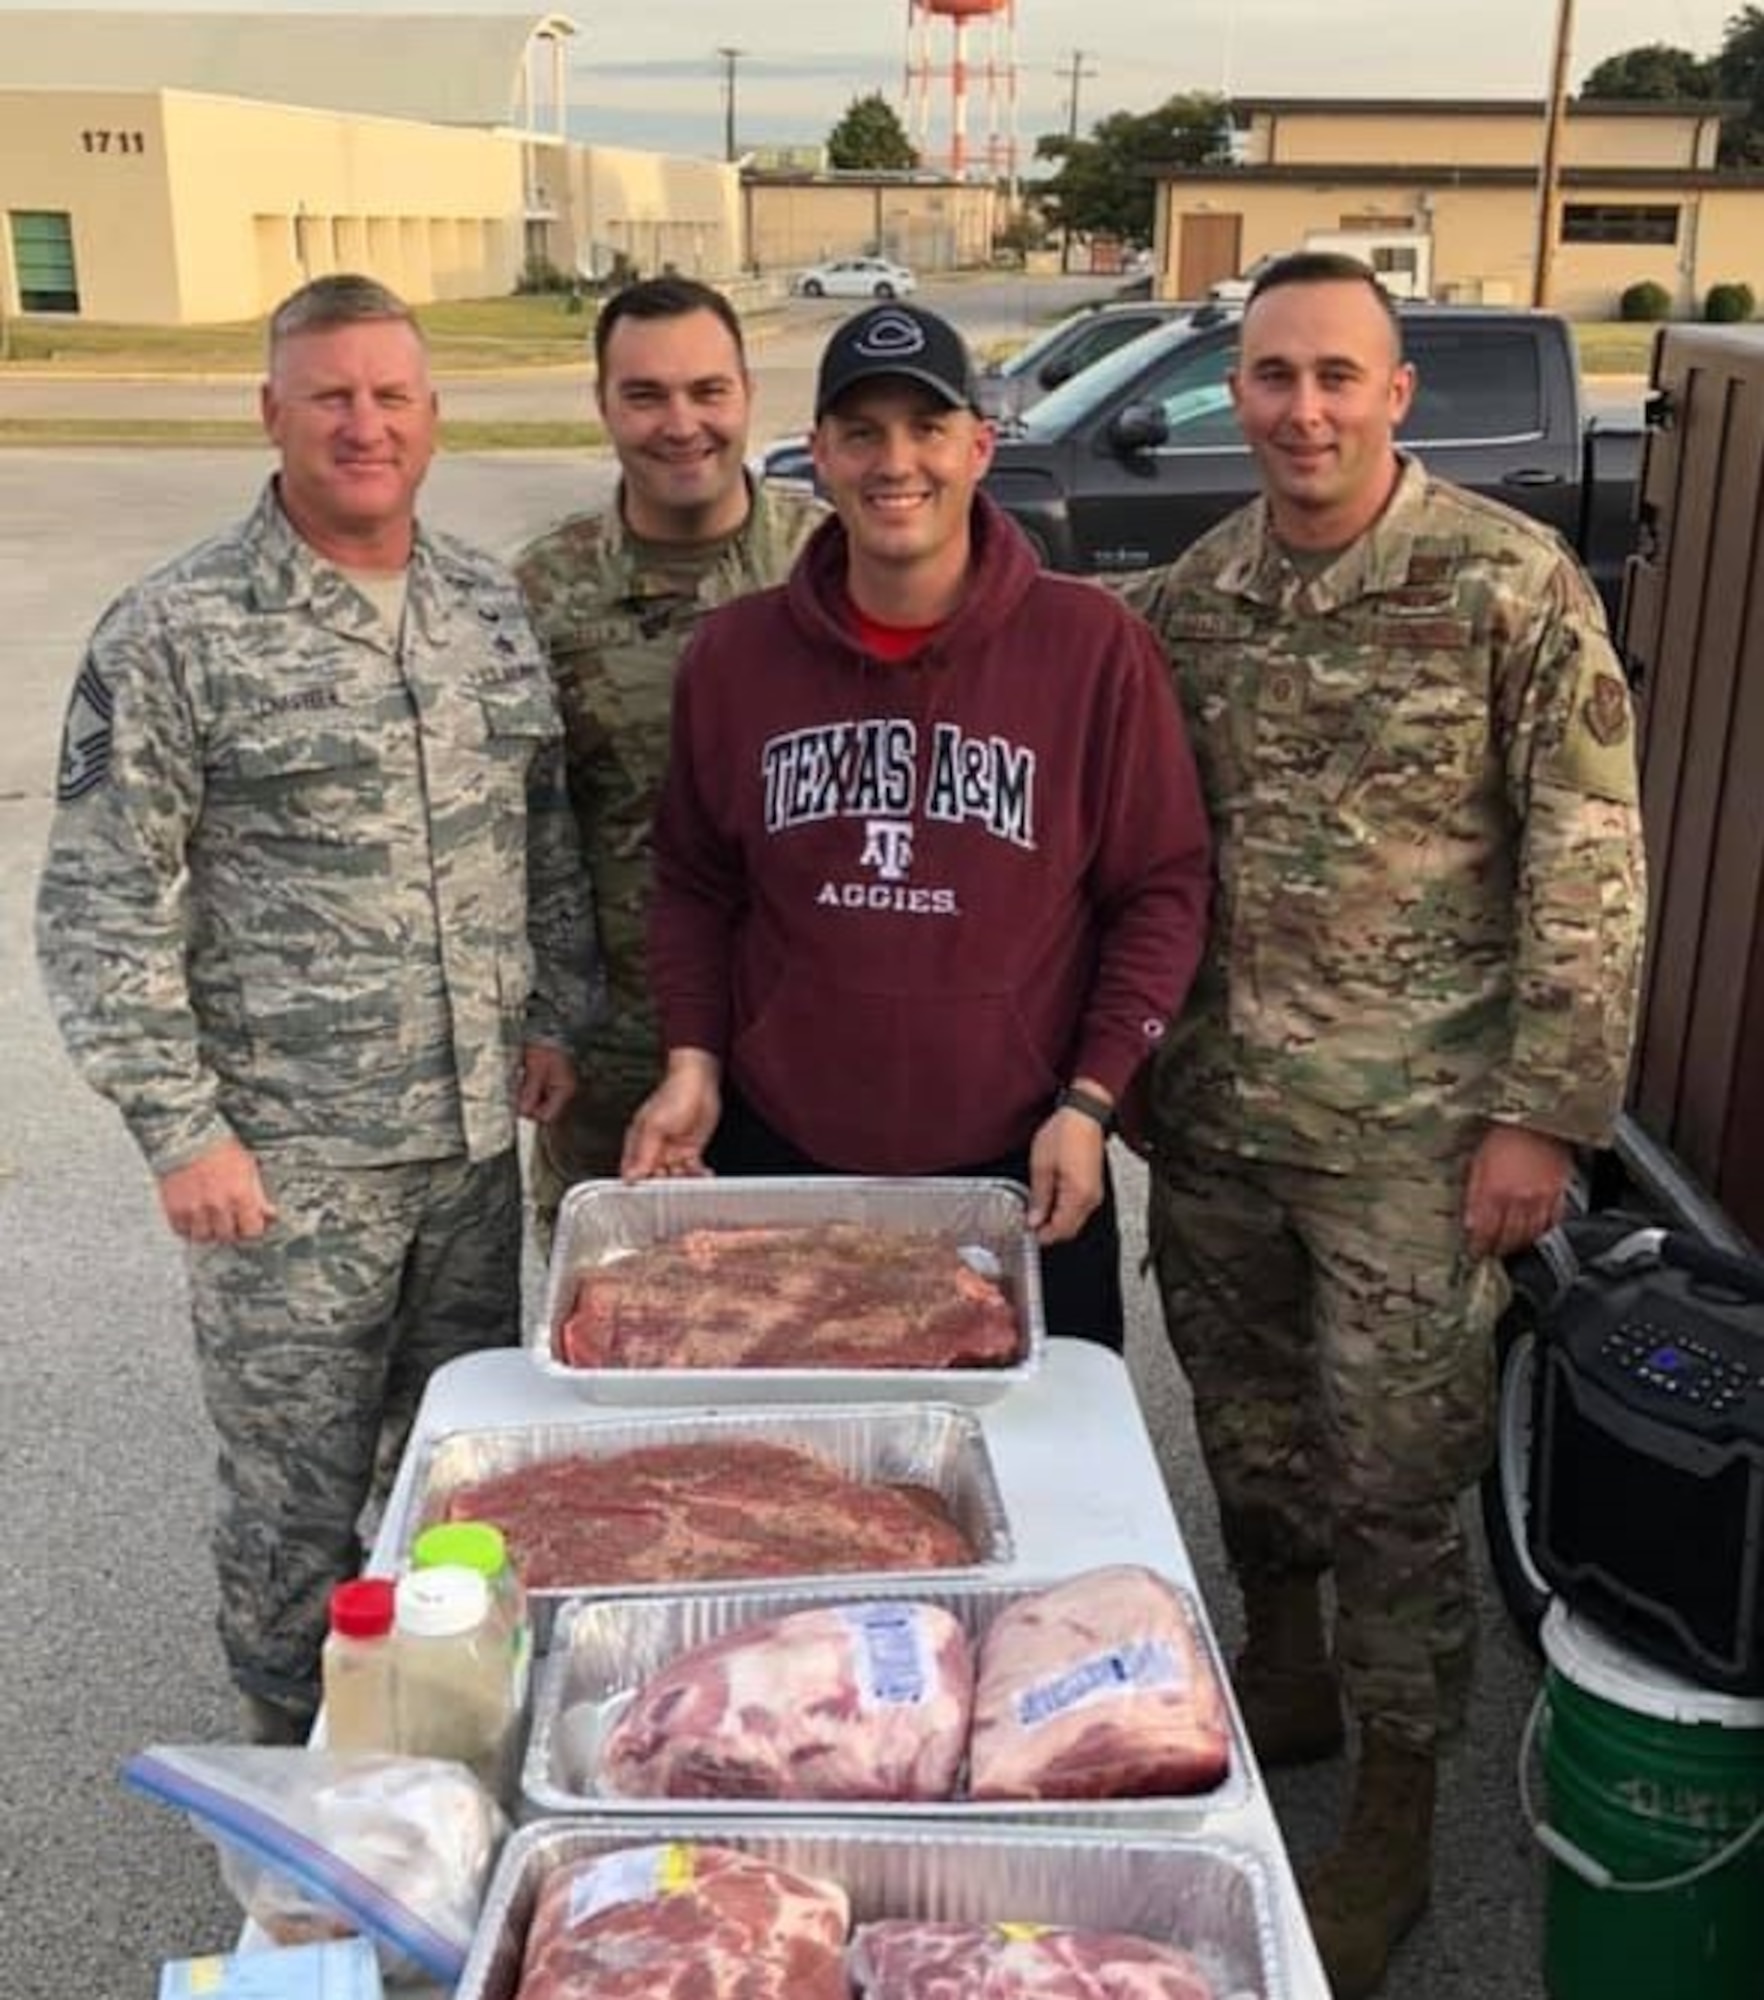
[
  {"x1": 532, "y1": 1176, "x2": 1046, "y2": 1405},
  {"x1": 456, "y1": 1819, "x2": 1283, "y2": 2000},
  {"x1": 522, "y1": 1575, "x2": 1252, "y2": 1824},
  {"x1": 384, "y1": 1405, "x2": 1013, "y2": 1648}
]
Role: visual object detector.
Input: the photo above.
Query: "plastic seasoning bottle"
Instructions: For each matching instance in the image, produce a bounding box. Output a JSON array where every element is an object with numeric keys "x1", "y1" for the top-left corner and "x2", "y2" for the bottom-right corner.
[
  {"x1": 321, "y1": 1577, "x2": 399, "y2": 1753},
  {"x1": 412, "y1": 1521, "x2": 531, "y2": 1709},
  {"x1": 392, "y1": 1565, "x2": 517, "y2": 1797}
]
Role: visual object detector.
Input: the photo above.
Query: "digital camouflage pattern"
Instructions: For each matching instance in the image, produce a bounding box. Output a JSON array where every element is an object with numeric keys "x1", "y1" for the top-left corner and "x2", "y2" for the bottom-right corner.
[
  {"x1": 1120, "y1": 457, "x2": 1647, "y2": 1171},
  {"x1": 515, "y1": 479, "x2": 825, "y2": 1209},
  {"x1": 36, "y1": 483, "x2": 598, "y2": 1173},
  {"x1": 1148, "y1": 1144, "x2": 1503, "y2": 1751},
  {"x1": 190, "y1": 1151, "x2": 522, "y2": 1716}
]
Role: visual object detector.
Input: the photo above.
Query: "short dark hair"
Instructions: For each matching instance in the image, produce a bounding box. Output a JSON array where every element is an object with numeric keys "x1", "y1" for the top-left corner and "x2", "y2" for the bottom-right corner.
[
  {"x1": 592, "y1": 275, "x2": 748, "y2": 377},
  {"x1": 1244, "y1": 250, "x2": 1404, "y2": 353},
  {"x1": 267, "y1": 274, "x2": 420, "y2": 364}
]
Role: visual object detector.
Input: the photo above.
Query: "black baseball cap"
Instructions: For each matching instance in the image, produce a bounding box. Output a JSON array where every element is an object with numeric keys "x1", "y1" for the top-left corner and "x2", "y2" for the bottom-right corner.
[{"x1": 814, "y1": 302, "x2": 981, "y2": 421}]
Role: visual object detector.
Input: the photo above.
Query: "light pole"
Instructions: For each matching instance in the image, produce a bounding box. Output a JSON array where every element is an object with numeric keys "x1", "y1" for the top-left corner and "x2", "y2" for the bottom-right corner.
[
  {"x1": 1057, "y1": 49, "x2": 1097, "y2": 275},
  {"x1": 1532, "y1": 0, "x2": 1575, "y2": 308},
  {"x1": 716, "y1": 45, "x2": 745, "y2": 164}
]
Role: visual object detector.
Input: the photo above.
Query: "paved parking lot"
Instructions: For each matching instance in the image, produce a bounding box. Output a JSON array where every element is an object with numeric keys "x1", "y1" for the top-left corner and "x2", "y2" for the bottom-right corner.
[{"x1": 0, "y1": 429, "x2": 1550, "y2": 1996}]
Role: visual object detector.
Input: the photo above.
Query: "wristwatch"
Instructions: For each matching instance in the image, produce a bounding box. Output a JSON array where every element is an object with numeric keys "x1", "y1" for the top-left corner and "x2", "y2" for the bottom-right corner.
[{"x1": 1055, "y1": 1084, "x2": 1117, "y2": 1134}]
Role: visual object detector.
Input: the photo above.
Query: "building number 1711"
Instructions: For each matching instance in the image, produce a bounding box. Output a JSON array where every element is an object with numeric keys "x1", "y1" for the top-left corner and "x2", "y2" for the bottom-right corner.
[{"x1": 81, "y1": 131, "x2": 147, "y2": 155}]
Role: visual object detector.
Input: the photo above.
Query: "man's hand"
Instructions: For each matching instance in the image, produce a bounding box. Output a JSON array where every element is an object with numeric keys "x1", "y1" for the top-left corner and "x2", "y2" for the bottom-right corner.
[
  {"x1": 158, "y1": 1137, "x2": 277, "y2": 1245},
  {"x1": 1027, "y1": 1100, "x2": 1109, "y2": 1245},
  {"x1": 1464, "y1": 1123, "x2": 1574, "y2": 1260},
  {"x1": 517, "y1": 1041, "x2": 578, "y2": 1125},
  {"x1": 621, "y1": 1048, "x2": 723, "y2": 1181}
]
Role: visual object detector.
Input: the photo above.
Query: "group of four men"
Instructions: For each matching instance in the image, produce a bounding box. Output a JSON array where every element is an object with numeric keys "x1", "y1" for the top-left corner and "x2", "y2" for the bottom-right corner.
[{"x1": 35, "y1": 261, "x2": 1646, "y2": 1999}]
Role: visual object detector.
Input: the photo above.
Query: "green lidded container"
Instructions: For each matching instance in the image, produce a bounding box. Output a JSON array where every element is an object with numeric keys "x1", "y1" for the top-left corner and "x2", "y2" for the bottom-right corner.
[
  {"x1": 412, "y1": 1520, "x2": 530, "y2": 1706},
  {"x1": 1533, "y1": 1603, "x2": 1764, "y2": 2000}
]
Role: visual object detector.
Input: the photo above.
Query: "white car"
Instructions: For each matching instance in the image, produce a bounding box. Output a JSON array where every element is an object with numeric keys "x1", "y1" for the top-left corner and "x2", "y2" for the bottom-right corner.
[{"x1": 791, "y1": 256, "x2": 916, "y2": 301}]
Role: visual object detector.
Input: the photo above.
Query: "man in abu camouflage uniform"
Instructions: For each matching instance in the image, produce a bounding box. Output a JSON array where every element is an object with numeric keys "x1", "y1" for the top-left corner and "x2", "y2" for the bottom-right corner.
[
  {"x1": 514, "y1": 276, "x2": 822, "y2": 1238},
  {"x1": 1122, "y1": 253, "x2": 1646, "y2": 1997},
  {"x1": 36, "y1": 275, "x2": 597, "y2": 1741}
]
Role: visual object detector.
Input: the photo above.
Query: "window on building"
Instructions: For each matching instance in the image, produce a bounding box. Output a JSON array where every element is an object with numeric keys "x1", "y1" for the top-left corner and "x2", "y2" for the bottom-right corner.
[
  {"x1": 1562, "y1": 204, "x2": 1679, "y2": 246},
  {"x1": 11, "y1": 211, "x2": 80, "y2": 312}
]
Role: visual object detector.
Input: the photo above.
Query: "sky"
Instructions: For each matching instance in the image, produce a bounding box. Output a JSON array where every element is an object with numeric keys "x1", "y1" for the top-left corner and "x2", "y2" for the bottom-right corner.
[{"x1": 0, "y1": 0, "x2": 1744, "y2": 155}]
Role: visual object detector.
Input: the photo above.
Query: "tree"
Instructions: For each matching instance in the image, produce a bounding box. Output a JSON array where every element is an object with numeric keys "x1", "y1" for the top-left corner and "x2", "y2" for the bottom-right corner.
[
  {"x1": 827, "y1": 92, "x2": 918, "y2": 172},
  {"x1": 1716, "y1": 5, "x2": 1764, "y2": 162},
  {"x1": 1581, "y1": 43, "x2": 1714, "y2": 99},
  {"x1": 1034, "y1": 93, "x2": 1228, "y2": 247}
]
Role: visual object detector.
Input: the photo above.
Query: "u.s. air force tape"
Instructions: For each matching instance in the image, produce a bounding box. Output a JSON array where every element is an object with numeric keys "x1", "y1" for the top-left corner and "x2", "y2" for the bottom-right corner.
[{"x1": 57, "y1": 655, "x2": 115, "y2": 802}]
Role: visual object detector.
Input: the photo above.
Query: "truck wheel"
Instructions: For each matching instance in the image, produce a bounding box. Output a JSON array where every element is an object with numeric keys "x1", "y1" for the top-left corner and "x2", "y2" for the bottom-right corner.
[
  {"x1": 1478, "y1": 1297, "x2": 1551, "y2": 1655},
  {"x1": 874, "y1": 282, "x2": 896, "y2": 299},
  {"x1": 802, "y1": 279, "x2": 824, "y2": 297}
]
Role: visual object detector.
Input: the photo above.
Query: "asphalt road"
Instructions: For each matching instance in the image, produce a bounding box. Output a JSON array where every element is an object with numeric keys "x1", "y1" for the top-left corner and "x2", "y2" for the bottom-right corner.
[{"x1": 0, "y1": 278, "x2": 1553, "y2": 1998}]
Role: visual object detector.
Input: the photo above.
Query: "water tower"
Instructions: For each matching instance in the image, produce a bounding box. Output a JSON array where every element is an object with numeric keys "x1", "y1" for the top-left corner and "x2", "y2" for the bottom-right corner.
[{"x1": 904, "y1": 0, "x2": 1018, "y2": 184}]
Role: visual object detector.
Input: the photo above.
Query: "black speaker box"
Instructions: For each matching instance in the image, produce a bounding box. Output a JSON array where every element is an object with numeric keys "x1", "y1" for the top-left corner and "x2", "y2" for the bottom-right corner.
[{"x1": 1526, "y1": 1227, "x2": 1764, "y2": 1694}]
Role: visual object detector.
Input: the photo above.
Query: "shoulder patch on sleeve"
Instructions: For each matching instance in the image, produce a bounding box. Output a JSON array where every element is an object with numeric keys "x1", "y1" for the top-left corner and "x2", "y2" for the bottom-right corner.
[
  {"x1": 56, "y1": 655, "x2": 115, "y2": 802},
  {"x1": 1550, "y1": 661, "x2": 1639, "y2": 803}
]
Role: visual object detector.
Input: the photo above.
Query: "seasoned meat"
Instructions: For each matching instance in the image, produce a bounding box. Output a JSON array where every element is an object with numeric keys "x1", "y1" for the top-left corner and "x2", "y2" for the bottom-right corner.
[
  {"x1": 443, "y1": 1440, "x2": 978, "y2": 1590},
  {"x1": 558, "y1": 1224, "x2": 1020, "y2": 1370}
]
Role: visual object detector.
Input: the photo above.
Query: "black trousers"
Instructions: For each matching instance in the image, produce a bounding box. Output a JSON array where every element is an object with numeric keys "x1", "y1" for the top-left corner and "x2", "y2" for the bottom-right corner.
[{"x1": 706, "y1": 1089, "x2": 1126, "y2": 1351}]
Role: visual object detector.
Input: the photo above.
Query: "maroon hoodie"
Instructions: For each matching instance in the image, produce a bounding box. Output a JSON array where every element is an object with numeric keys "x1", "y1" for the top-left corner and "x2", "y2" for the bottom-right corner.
[{"x1": 649, "y1": 495, "x2": 1210, "y2": 1173}]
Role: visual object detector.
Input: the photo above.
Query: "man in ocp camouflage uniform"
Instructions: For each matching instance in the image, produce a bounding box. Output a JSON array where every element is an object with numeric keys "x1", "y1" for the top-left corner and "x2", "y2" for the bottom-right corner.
[
  {"x1": 1121, "y1": 253, "x2": 1646, "y2": 1998},
  {"x1": 35, "y1": 276, "x2": 597, "y2": 1741},
  {"x1": 514, "y1": 276, "x2": 823, "y2": 1239}
]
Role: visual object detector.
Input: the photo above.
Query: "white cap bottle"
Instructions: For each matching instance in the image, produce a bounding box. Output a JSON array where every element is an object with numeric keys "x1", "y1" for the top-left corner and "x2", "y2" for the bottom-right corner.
[{"x1": 393, "y1": 1565, "x2": 514, "y2": 1796}]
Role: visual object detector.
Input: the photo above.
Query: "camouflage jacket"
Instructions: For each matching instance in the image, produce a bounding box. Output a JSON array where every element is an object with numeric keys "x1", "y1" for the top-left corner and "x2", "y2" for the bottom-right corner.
[
  {"x1": 1121, "y1": 457, "x2": 1648, "y2": 1169},
  {"x1": 36, "y1": 482, "x2": 598, "y2": 1174},
  {"x1": 514, "y1": 479, "x2": 824, "y2": 1082}
]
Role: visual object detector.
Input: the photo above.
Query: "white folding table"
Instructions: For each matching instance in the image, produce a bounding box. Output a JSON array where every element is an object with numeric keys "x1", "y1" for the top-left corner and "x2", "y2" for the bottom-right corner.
[{"x1": 373, "y1": 1337, "x2": 1331, "y2": 2000}]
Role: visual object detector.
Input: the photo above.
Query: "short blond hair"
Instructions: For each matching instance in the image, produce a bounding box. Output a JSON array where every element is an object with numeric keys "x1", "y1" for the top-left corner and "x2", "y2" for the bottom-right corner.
[{"x1": 267, "y1": 275, "x2": 422, "y2": 365}]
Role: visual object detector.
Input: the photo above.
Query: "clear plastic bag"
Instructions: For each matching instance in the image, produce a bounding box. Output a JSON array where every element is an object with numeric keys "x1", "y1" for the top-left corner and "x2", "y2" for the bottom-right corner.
[{"x1": 124, "y1": 1746, "x2": 507, "y2": 1986}]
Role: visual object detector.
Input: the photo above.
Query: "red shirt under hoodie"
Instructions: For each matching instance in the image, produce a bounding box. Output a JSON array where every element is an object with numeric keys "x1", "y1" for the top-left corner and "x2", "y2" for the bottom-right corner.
[{"x1": 649, "y1": 494, "x2": 1211, "y2": 1174}]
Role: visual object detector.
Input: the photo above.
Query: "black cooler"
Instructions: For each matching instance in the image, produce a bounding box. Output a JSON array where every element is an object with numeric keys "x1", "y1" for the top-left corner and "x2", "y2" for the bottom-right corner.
[{"x1": 1526, "y1": 1225, "x2": 1764, "y2": 1694}]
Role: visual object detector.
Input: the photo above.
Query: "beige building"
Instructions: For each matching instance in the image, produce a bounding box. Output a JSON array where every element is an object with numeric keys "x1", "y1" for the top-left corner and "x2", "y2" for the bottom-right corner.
[
  {"x1": 0, "y1": 9, "x2": 739, "y2": 324},
  {"x1": 1151, "y1": 98, "x2": 1764, "y2": 320},
  {"x1": 741, "y1": 171, "x2": 997, "y2": 275}
]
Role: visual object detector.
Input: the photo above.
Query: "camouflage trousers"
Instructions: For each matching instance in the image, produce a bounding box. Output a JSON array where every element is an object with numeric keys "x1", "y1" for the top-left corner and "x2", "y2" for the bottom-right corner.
[
  {"x1": 1146, "y1": 1142, "x2": 1508, "y2": 1751},
  {"x1": 186, "y1": 1150, "x2": 522, "y2": 1719},
  {"x1": 528, "y1": 1052, "x2": 654, "y2": 1256}
]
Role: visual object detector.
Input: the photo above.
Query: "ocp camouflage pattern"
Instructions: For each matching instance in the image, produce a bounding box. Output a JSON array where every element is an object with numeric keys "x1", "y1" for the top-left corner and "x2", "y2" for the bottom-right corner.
[
  {"x1": 514, "y1": 480, "x2": 825, "y2": 1183},
  {"x1": 1119, "y1": 458, "x2": 1648, "y2": 1169},
  {"x1": 36, "y1": 483, "x2": 599, "y2": 1173}
]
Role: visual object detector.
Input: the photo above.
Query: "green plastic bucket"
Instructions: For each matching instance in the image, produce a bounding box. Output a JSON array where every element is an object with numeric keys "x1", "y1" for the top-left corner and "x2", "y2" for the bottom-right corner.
[{"x1": 1522, "y1": 1604, "x2": 1764, "y2": 2000}]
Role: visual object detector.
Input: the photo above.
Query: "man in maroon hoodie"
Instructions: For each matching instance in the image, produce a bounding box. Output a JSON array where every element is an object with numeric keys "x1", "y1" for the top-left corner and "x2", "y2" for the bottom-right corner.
[{"x1": 622, "y1": 302, "x2": 1210, "y2": 1346}]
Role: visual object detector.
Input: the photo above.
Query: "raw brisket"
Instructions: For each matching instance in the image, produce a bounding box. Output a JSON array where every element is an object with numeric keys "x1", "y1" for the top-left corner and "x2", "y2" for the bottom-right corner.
[
  {"x1": 558, "y1": 1224, "x2": 1020, "y2": 1370},
  {"x1": 443, "y1": 1440, "x2": 977, "y2": 1590},
  {"x1": 600, "y1": 1601, "x2": 974, "y2": 1801},
  {"x1": 967, "y1": 1566, "x2": 1230, "y2": 1800},
  {"x1": 516, "y1": 1842, "x2": 849, "y2": 2000},
  {"x1": 849, "y1": 1918, "x2": 1219, "y2": 1999}
]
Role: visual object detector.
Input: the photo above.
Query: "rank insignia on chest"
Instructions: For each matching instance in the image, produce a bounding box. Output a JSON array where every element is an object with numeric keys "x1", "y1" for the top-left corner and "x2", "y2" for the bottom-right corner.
[{"x1": 1583, "y1": 671, "x2": 1631, "y2": 746}]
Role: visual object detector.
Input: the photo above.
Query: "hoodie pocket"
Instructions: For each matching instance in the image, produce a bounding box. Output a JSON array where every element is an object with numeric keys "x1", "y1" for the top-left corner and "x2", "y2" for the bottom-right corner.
[{"x1": 733, "y1": 973, "x2": 1063, "y2": 1172}]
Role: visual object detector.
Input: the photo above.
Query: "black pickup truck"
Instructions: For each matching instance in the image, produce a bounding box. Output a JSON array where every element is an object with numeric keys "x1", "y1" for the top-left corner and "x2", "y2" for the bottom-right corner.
[{"x1": 980, "y1": 304, "x2": 1641, "y2": 624}]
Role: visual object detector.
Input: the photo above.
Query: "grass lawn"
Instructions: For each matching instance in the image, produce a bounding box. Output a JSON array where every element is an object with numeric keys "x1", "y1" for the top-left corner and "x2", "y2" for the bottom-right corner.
[
  {"x1": 0, "y1": 294, "x2": 596, "y2": 373},
  {"x1": 1571, "y1": 322, "x2": 1663, "y2": 375},
  {"x1": 0, "y1": 417, "x2": 602, "y2": 449}
]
